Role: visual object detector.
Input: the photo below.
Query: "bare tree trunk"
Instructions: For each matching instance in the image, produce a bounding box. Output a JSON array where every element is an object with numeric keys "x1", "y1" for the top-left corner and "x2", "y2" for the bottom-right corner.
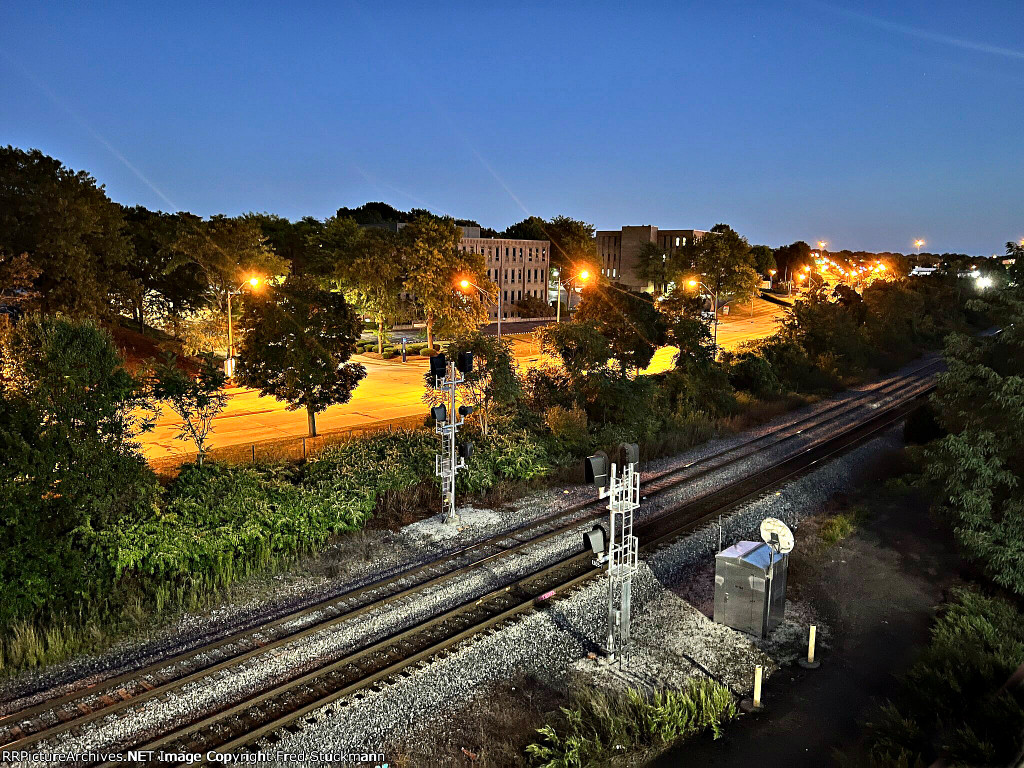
[
  {"x1": 378, "y1": 318, "x2": 386, "y2": 354},
  {"x1": 307, "y1": 407, "x2": 317, "y2": 437},
  {"x1": 426, "y1": 313, "x2": 435, "y2": 350}
]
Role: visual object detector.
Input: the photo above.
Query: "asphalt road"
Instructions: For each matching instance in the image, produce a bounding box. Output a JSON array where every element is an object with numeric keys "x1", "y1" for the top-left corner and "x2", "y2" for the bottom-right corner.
[{"x1": 139, "y1": 298, "x2": 786, "y2": 462}]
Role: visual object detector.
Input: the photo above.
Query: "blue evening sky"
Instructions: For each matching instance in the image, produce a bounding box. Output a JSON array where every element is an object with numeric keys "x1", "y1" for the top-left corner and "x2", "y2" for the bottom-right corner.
[{"x1": 2, "y1": 1, "x2": 1022, "y2": 254}]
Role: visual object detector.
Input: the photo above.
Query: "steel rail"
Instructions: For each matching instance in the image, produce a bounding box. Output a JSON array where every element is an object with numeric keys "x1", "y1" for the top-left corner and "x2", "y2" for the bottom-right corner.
[
  {"x1": 103, "y1": 382, "x2": 933, "y2": 767},
  {"x1": 0, "y1": 361, "x2": 940, "y2": 753}
]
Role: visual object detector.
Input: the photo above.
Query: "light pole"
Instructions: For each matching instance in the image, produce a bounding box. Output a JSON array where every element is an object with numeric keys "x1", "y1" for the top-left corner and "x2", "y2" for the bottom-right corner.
[
  {"x1": 554, "y1": 268, "x2": 591, "y2": 323},
  {"x1": 687, "y1": 279, "x2": 719, "y2": 354},
  {"x1": 768, "y1": 268, "x2": 776, "y2": 290},
  {"x1": 226, "y1": 276, "x2": 262, "y2": 378},
  {"x1": 915, "y1": 239, "x2": 925, "y2": 255},
  {"x1": 458, "y1": 278, "x2": 501, "y2": 339}
]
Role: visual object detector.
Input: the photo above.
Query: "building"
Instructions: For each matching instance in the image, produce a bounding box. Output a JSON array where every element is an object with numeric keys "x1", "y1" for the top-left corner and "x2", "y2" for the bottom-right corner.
[
  {"x1": 459, "y1": 236, "x2": 550, "y2": 319},
  {"x1": 596, "y1": 225, "x2": 711, "y2": 292},
  {"x1": 394, "y1": 226, "x2": 550, "y2": 321}
]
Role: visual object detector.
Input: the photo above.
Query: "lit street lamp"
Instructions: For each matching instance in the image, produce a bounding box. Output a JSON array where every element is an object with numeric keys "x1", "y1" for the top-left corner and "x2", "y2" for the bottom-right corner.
[
  {"x1": 553, "y1": 268, "x2": 591, "y2": 323},
  {"x1": 458, "y1": 278, "x2": 502, "y2": 339},
  {"x1": 687, "y1": 278, "x2": 719, "y2": 354},
  {"x1": 226, "y1": 276, "x2": 262, "y2": 378},
  {"x1": 915, "y1": 239, "x2": 925, "y2": 254}
]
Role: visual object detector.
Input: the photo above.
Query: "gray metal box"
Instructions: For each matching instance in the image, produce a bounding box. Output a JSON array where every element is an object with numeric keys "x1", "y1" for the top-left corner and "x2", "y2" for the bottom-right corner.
[{"x1": 713, "y1": 541, "x2": 788, "y2": 638}]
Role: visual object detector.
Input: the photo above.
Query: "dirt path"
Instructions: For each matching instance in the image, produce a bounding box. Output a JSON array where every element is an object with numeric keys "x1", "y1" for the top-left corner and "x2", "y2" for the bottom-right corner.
[{"x1": 653, "y1": 483, "x2": 965, "y2": 766}]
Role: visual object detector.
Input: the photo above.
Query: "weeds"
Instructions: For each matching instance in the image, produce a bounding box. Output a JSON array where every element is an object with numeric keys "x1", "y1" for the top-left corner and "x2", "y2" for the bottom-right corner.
[{"x1": 526, "y1": 678, "x2": 736, "y2": 767}]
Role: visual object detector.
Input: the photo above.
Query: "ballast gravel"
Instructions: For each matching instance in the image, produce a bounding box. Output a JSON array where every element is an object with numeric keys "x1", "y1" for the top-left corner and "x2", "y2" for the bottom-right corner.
[
  {"x1": 258, "y1": 425, "x2": 904, "y2": 757},
  {"x1": 1, "y1": 355, "x2": 922, "y2": 766}
]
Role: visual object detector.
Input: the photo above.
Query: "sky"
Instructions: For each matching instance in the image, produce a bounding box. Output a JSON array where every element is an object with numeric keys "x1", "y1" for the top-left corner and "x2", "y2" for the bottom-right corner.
[{"x1": 2, "y1": 1, "x2": 1022, "y2": 255}]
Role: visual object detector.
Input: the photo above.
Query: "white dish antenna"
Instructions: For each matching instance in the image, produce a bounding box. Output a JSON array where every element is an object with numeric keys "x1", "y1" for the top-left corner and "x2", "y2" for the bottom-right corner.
[{"x1": 760, "y1": 517, "x2": 794, "y2": 554}]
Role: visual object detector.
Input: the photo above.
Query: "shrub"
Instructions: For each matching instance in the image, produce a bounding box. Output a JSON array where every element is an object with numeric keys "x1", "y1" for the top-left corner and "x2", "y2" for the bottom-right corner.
[
  {"x1": 456, "y1": 429, "x2": 550, "y2": 494},
  {"x1": 859, "y1": 589, "x2": 1024, "y2": 767},
  {"x1": 526, "y1": 678, "x2": 736, "y2": 767},
  {"x1": 726, "y1": 351, "x2": 782, "y2": 397},
  {"x1": 419, "y1": 347, "x2": 439, "y2": 357},
  {"x1": 382, "y1": 350, "x2": 398, "y2": 359},
  {"x1": 544, "y1": 405, "x2": 590, "y2": 459}
]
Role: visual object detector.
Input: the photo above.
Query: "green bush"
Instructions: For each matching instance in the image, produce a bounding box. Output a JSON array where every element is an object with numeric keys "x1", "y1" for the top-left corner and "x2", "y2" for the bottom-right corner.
[
  {"x1": 726, "y1": 351, "x2": 782, "y2": 397},
  {"x1": 419, "y1": 347, "x2": 439, "y2": 357},
  {"x1": 526, "y1": 678, "x2": 736, "y2": 767},
  {"x1": 382, "y1": 350, "x2": 398, "y2": 359},
  {"x1": 544, "y1": 405, "x2": 591, "y2": 459},
  {"x1": 859, "y1": 589, "x2": 1024, "y2": 767},
  {"x1": 456, "y1": 429, "x2": 550, "y2": 494}
]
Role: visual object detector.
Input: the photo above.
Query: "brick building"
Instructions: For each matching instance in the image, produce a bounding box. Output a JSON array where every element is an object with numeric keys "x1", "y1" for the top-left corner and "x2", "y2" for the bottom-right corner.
[{"x1": 596, "y1": 225, "x2": 711, "y2": 292}]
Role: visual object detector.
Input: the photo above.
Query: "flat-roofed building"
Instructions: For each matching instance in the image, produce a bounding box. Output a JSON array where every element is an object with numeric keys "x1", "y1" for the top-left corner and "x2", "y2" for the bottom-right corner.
[
  {"x1": 597, "y1": 225, "x2": 711, "y2": 292},
  {"x1": 459, "y1": 237, "x2": 550, "y2": 319}
]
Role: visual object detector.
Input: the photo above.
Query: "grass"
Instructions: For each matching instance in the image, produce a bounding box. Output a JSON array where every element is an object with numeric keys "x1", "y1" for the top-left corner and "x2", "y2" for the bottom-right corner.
[
  {"x1": 818, "y1": 505, "x2": 871, "y2": 548},
  {"x1": 526, "y1": 678, "x2": 737, "y2": 767}
]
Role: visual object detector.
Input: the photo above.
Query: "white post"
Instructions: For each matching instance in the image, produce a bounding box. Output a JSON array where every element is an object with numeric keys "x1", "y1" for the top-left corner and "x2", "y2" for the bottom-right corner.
[{"x1": 753, "y1": 665, "x2": 763, "y2": 708}]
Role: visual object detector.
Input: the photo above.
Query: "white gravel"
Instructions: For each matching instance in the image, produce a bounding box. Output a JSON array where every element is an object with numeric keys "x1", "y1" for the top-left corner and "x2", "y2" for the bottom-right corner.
[
  {"x1": 256, "y1": 424, "x2": 905, "y2": 757},
  {"x1": 1, "y1": 354, "x2": 924, "y2": 765}
]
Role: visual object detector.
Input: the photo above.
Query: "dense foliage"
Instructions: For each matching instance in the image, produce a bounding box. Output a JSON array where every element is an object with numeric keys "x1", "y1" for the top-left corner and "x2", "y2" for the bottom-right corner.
[
  {"x1": 0, "y1": 316, "x2": 157, "y2": 626},
  {"x1": 860, "y1": 589, "x2": 1024, "y2": 767},
  {"x1": 0, "y1": 146, "x2": 133, "y2": 317},
  {"x1": 921, "y1": 278, "x2": 1024, "y2": 596},
  {"x1": 526, "y1": 679, "x2": 736, "y2": 767},
  {"x1": 237, "y1": 275, "x2": 367, "y2": 437}
]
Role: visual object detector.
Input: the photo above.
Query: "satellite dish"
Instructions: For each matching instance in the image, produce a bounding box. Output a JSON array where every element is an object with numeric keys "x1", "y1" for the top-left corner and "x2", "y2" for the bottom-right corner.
[{"x1": 760, "y1": 518, "x2": 794, "y2": 554}]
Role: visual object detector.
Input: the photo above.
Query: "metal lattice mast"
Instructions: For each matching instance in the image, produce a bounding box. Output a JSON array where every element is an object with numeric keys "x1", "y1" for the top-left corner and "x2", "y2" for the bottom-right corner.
[
  {"x1": 604, "y1": 459, "x2": 640, "y2": 664},
  {"x1": 585, "y1": 445, "x2": 641, "y2": 666},
  {"x1": 434, "y1": 360, "x2": 466, "y2": 524}
]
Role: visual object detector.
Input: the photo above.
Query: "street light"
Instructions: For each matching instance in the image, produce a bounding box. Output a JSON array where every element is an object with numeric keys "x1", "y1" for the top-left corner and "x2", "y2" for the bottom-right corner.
[
  {"x1": 457, "y1": 277, "x2": 502, "y2": 339},
  {"x1": 686, "y1": 278, "x2": 719, "y2": 354},
  {"x1": 554, "y1": 268, "x2": 591, "y2": 323},
  {"x1": 768, "y1": 268, "x2": 776, "y2": 290},
  {"x1": 915, "y1": 239, "x2": 925, "y2": 254},
  {"x1": 226, "y1": 275, "x2": 263, "y2": 377}
]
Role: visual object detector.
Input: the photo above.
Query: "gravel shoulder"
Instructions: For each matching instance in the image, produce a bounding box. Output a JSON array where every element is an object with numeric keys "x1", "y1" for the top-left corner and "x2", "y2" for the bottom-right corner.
[
  {"x1": 0, "y1": 358, "x2": 933, "y2": 713},
  {"x1": 261, "y1": 426, "x2": 909, "y2": 764}
]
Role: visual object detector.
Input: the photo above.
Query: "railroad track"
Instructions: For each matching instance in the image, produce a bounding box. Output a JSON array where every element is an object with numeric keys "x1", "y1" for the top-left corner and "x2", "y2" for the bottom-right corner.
[{"x1": 0, "y1": 361, "x2": 940, "y2": 764}]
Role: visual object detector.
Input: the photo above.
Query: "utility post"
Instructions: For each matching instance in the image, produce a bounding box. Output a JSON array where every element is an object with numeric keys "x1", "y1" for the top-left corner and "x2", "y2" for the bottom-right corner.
[
  {"x1": 583, "y1": 443, "x2": 641, "y2": 666},
  {"x1": 430, "y1": 352, "x2": 474, "y2": 524}
]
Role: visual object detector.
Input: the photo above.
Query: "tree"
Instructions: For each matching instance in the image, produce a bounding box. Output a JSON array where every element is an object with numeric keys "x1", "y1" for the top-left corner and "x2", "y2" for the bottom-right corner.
[
  {"x1": 750, "y1": 245, "x2": 776, "y2": 276},
  {"x1": 151, "y1": 353, "x2": 228, "y2": 465},
  {"x1": 0, "y1": 316, "x2": 159, "y2": 623},
  {"x1": 173, "y1": 214, "x2": 289, "y2": 315},
  {"x1": 503, "y1": 215, "x2": 597, "y2": 273},
  {"x1": 773, "y1": 240, "x2": 813, "y2": 281},
  {"x1": 316, "y1": 220, "x2": 407, "y2": 353},
  {"x1": 669, "y1": 224, "x2": 760, "y2": 306},
  {"x1": 422, "y1": 332, "x2": 522, "y2": 436},
  {"x1": 502, "y1": 215, "x2": 547, "y2": 241},
  {"x1": 540, "y1": 320, "x2": 612, "y2": 379},
  {"x1": 402, "y1": 216, "x2": 487, "y2": 349},
  {"x1": 634, "y1": 242, "x2": 670, "y2": 292},
  {"x1": 246, "y1": 213, "x2": 323, "y2": 276},
  {"x1": 236, "y1": 275, "x2": 366, "y2": 437},
  {"x1": 656, "y1": 291, "x2": 716, "y2": 367},
  {"x1": 922, "y1": 286, "x2": 1024, "y2": 596},
  {"x1": 0, "y1": 251, "x2": 41, "y2": 312},
  {"x1": 574, "y1": 283, "x2": 668, "y2": 374},
  {"x1": 514, "y1": 293, "x2": 554, "y2": 318},
  {"x1": 122, "y1": 206, "x2": 208, "y2": 334},
  {"x1": 1007, "y1": 240, "x2": 1024, "y2": 285},
  {"x1": 0, "y1": 146, "x2": 133, "y2": 317}
]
